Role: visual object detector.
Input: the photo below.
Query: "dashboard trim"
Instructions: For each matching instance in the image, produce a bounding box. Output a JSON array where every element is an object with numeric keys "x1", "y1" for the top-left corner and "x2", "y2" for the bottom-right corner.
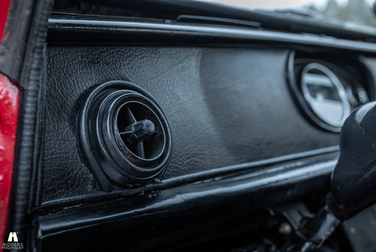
[
  {"x1": 39, "y1": 146, "x2": 339, "y2": 208},
  {"x1": 48, "y1": 18, "x2": 376, "y2": 53},
  {"x1": 36, "y1": 153, "x2": 338, "y2": 251}
]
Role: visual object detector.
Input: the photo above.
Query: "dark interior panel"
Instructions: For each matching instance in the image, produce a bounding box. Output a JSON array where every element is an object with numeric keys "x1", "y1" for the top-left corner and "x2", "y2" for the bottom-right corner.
[
  {"x1": 5, "y1": 0, "x2": 376, "y2": 251},
  {"x1": 43, "y1": 46, "x2": 338, "y2": 203}
]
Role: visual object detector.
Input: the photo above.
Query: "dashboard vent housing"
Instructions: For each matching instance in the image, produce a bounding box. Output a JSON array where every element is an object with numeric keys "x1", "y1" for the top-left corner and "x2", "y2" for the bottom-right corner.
[
  {"x1": 287, "y1": 51, "x2": 373, "y2": 133},
  {"x1": 79, "y1": 81, "x2": 172, "y2": 191}
]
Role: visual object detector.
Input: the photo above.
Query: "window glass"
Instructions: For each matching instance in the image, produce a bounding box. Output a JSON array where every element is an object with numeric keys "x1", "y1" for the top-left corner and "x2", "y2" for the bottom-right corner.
[{"x1": 203, "y1": 0, "x2": 376, "y2": 28}]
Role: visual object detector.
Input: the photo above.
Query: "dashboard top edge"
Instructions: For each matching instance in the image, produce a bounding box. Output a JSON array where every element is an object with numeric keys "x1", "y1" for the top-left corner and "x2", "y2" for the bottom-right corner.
[{"x1": 48, "y1": 18, "x2": 376, "y2": 53}]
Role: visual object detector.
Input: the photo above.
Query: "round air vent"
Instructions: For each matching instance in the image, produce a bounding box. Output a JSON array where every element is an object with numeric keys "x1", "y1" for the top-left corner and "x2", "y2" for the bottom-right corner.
[
  {"x1": 301, "y1": 63, "x2": 351, "y2": 128},
  {"x1": 287, "y1": 51, "x2": 371, "y2": 133},
  {"x1": 79, "y1": 81, "x2": 172, "y2": 190}
]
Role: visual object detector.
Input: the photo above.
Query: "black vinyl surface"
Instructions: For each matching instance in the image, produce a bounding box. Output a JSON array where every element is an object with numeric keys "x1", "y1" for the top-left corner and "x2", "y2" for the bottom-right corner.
[{"x1": 43, "y1": 46, "x2": 339, "y2": 202}]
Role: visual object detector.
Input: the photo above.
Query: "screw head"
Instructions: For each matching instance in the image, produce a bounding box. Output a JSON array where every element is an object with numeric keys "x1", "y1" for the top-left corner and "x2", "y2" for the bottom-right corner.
[{"x1": 278, "y1": 222, "x2": 292, "y2": 235}]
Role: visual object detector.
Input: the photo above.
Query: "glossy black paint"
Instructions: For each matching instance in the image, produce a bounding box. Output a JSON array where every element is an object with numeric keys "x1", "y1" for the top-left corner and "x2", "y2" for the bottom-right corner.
[
  {"x1": 331, "y1": 101, "x2": 376, "y2": 219},
  {"x1": 35, "y1": 153, "x2": 337, "y2": 252}
]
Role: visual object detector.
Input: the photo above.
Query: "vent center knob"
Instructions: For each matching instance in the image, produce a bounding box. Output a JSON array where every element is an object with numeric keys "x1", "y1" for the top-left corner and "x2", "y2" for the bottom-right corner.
[{"x1": 125, "y1": 119, "x2": 156, "y2": 144}]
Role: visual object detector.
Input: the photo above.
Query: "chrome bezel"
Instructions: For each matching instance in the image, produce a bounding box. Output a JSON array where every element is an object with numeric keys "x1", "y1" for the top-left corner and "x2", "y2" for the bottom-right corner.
[{"x1": 301, "y1": 63, "x2": 351, "y2": 128}]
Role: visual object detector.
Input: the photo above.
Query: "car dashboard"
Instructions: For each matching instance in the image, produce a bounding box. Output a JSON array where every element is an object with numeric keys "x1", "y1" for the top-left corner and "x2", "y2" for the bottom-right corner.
[{"x1": 3, "y1": 0, "x2": 376, "y2": 251}]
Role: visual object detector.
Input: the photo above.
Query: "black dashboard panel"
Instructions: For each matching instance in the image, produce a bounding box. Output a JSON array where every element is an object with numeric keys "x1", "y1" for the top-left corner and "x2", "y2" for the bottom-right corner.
[
  {"x1": 6, "y1": 0, "x2": 376, "y2": 251},
  {"x1": 43, "y1": 45, "x2": 339, "y2": 203}
]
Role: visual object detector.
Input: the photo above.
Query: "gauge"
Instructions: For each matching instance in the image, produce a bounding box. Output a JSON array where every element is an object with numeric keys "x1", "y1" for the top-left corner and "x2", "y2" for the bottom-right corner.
[
  {"x1": 301, "y1": 63, "x2": 351, "y2": 128},
  {"x1": 288, "y1": 51, "x2": 373, "y2": 133}
]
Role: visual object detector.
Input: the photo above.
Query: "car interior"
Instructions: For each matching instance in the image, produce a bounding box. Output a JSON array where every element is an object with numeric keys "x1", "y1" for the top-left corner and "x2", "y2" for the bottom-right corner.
[{"x1": 3, "y1": 0, "x2": 376, "y2": 251}]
